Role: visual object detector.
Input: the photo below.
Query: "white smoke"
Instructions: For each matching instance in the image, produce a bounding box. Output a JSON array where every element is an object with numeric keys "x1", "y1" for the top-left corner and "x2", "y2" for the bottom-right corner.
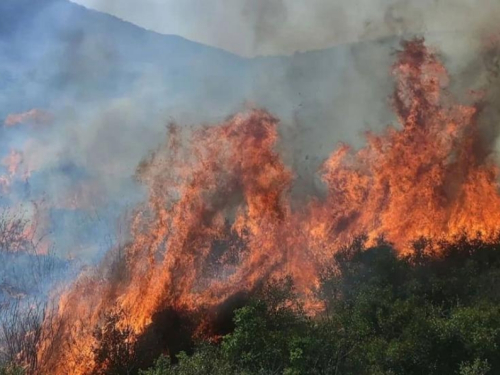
[{"x1": 72, "y1": 0, "x2": 500, "y2": 57}]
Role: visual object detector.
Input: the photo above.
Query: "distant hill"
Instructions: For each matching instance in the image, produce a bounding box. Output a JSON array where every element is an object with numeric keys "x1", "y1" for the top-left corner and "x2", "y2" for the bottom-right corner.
[{"x1": 0, "y1": 0, "x2": 252, "y2": 119}]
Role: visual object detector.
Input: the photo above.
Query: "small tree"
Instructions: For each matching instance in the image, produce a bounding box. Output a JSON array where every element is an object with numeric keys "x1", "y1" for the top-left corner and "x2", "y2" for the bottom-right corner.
[
  {"x1": 91, "y1": 310, "x2": 137, "y2": 375},
  {"x1": 460, "y1": 359, "x2": 491, "y2": 375},
  {"x1": 0, "y1": 299, "x2": 46, "y2": 374}
]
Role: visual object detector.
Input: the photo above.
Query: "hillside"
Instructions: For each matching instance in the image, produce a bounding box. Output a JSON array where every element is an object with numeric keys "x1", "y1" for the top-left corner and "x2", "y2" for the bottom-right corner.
[{"x1": 1, "y1": 2, "x2": 500, "y2": 374}]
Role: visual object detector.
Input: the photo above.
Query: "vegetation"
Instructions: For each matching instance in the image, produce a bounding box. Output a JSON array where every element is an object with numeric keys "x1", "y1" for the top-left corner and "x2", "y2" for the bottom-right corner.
[
  {"x1": 0, "y1": 365, "x2": 25, "y2": 375},
  {"x1": 140, "y1": 237, "x2": 500, "y2": 375},
  {"x1": 3, "y1": 235, "x2": 500, "y2": 374}
]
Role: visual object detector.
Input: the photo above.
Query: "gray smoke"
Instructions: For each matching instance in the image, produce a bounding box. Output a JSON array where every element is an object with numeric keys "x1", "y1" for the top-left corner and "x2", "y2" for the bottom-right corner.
[
  {"x1": 73, "y1": 0, "x2": 500, "y2": 57},
  {"x1": 2, "y1": 0, "x2": 500, "y2": 267}
]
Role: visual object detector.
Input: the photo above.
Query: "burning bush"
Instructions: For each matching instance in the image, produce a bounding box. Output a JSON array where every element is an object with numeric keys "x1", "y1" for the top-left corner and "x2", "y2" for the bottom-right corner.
[{"x1": 91, "y1": 310, "x2": 137, "y2": 375}]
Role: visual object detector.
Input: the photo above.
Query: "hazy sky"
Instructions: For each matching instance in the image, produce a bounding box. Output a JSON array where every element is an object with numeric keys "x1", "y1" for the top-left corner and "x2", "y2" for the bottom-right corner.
[{"x1": 71, "y1": 0, "x2": 500, "y2": 57}]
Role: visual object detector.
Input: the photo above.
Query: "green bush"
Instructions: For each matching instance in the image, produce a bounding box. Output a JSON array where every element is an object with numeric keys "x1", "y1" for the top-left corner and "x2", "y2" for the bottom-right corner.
[
  {"x1": 0, "y1": 364, "x2": 25, "y2": 375},
  {"x1": 140, "y1": 238, "x2": 500, "y2": 374}
]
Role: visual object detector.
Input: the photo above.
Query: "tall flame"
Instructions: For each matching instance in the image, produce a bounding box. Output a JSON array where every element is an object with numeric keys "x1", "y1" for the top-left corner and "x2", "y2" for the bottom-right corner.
[{"x1": 37, "y1": 39, "x2": 500, "y2": 374}]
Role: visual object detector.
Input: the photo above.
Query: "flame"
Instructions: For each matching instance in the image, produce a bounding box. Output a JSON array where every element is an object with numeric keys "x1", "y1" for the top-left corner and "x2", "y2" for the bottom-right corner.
[
  {"x1": 36, "y1": 39, "x2": 500, "y2": 374},
  {"x1": 0, "y1": 150, "x2": 24, "y2": 191},
  {"x1": 4, "y1": 109, "x2": 53, "y2": 128},
  {"x1": 0, "y1": 149, "x2": 33, "y2": 192}
]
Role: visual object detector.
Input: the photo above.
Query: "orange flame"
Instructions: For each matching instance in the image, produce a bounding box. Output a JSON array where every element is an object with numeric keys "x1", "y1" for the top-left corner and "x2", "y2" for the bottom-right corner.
[
  {"x1": 4, "y1": 109, "x2": 53, "y2": 127},
  {"x1": 37, "y1": 39, "x2": 500, "y2": 374}
]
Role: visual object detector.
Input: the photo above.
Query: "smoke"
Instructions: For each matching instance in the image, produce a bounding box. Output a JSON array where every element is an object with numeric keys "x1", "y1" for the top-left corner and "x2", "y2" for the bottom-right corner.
[
  {"x1": 70, "y1": 0, "x2": 500, "y2": 196},
  {"x1": 240, "y1": 0, "x2": 288, "y2": 54},
  {"x1": 2, "y1": 0, "x2": 500, "y2": 265},
  {"x1": 0, "y1": 0, "x2": 248, "y2": 263},
  {"x1": 73, "y1": 0, "x2": 500, "y2": 57}
]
